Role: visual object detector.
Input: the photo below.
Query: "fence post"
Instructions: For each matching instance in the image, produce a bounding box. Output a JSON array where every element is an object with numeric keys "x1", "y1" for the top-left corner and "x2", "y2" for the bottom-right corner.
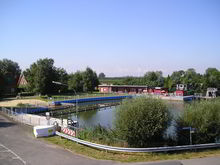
[
  {"x1": 21, "y1": 114, "x2": 23, "y2": 124},
  {"x1": 10, "y1": 107, "x2": 13, "y2": 116}
]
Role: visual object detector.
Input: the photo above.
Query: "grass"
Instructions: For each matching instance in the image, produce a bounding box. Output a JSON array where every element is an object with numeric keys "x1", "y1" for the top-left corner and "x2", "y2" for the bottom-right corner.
[{"x1": 43, "y1": 135, "x2": 220, "y2": 163}]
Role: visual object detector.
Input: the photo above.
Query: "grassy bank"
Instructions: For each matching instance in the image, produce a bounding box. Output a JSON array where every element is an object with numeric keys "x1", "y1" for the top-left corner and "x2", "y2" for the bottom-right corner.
[
  {"x1": 77, "y1": 125, "x2": 128, "y2": 147},
  {"x1": 44, "y1": 135, "x2": 220, "y2": 163}
]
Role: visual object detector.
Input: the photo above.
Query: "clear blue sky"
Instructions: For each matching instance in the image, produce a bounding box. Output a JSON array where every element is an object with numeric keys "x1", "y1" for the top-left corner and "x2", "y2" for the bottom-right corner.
[{"x1": 1, "y1": 0, "x2": 220, "y2": 77}]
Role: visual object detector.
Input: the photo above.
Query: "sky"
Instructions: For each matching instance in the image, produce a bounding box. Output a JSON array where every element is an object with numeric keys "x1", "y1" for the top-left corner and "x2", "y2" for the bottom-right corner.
[{"x1": 1, "y1": 0, "x2": 220, "y2": 77}]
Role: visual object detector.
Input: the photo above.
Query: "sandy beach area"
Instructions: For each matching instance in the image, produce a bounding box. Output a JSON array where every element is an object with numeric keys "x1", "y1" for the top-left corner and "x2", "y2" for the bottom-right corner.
[{"x1": 0, "y1": 99, "x2": 48, "y2": 107}]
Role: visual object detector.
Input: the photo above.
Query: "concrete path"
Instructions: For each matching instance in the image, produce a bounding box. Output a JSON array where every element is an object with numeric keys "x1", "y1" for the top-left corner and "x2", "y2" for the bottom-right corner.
[{"x1": 0, "y1": 113, "x2": 220, "y2": 165}]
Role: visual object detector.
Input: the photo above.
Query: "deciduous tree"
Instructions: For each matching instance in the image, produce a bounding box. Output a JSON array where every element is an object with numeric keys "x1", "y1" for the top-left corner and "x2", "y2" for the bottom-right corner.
[
  {"x1": 24, "y1": 58, "x2": 57, "y2": 94},
  {"x1": 114, "y1": 97, "x2": 171, "y2": 147},
  {"x1": 82, "y1": 67, "x2": 99, "y2": 92},
  {"x1": 0, "y1": 59, "x2": 21, "y2": 95},
  {"x1": 68, "y1": 71, "x2": 84, "y2": 93}
]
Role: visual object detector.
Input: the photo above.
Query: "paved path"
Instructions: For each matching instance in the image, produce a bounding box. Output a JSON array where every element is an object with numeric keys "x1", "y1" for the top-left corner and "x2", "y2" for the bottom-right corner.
[
  {"x1": 0, "y1": 114, "x2": 115, "y2": 165},
  {"x1": 0, "y1": 113, "x2": 220, "y2": 165}
]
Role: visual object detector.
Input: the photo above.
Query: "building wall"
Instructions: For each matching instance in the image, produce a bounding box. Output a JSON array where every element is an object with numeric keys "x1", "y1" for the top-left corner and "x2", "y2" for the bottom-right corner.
[
  {"x1": 154, "y1": 89, "x2": 161, "y2": 95},
  {"x1": 100, "y1": 87, "x2": 110, "y2": 93},
  {"x1": 175, "y1": 90, "x2": 185, "y2": 96},
  {"x1": 99, "y1": 86, "x2": 147, "y2": 94}
]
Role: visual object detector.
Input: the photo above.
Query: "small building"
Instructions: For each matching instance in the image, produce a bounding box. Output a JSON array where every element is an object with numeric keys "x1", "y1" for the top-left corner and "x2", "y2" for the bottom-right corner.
[
  {"x1": 154, "y1": 87, "x2": 162, "y2": 95},
  {"x1": 206, "y1": 88, "x2": 218, "y2": 98},
  {"x1": 153, "y1": 87, "x2": 168, "y2": 95},
  {"x1": 99, "y1": 85, "x2": 148, "y2": 94},
  {"x1": 175, "y1": 90, "x2": 186, "y2": 96},
  {"x1": 176, "y1": 84, "x2": 187, "y2": 91},
  {"x1": 175, "y1": 84, "x2": 187, "y2": 96}
]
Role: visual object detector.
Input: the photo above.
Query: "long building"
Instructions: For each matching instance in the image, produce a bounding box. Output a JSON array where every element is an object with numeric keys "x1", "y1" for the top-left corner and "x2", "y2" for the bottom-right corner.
[{"x1": 99, "y1": 85, "x2": 148, "y2": 94}]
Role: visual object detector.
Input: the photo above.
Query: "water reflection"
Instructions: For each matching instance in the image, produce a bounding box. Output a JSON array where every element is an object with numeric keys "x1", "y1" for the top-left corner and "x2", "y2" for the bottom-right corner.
[{"x1": 70, "y1": 106, "x2": 116, "y2": 128}]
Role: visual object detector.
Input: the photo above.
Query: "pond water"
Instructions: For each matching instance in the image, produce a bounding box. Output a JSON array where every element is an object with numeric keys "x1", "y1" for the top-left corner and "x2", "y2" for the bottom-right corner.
[{"x1": 60, "y1": 100, "x2": 185, "y2": 131}]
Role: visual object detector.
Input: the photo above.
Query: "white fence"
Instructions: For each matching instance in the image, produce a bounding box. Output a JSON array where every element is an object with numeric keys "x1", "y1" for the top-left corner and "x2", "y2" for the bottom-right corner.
[{"x1": 0, "y1": 107, "x2": 67, "y2": 127}]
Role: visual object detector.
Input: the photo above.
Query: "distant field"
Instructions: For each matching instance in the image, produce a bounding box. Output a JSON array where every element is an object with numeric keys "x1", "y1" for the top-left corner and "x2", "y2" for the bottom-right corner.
[
  {"x1": 99, "y1": 77, "x2": 142, "y2": 85},
  {"x1": 99, "y1": 77, "x2": 125, "y2": 84}
]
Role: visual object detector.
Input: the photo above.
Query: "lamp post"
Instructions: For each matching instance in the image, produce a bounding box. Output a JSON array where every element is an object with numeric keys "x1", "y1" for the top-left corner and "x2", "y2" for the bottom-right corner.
[
  {"x1": 72, "y1": 89, "x2": 79, "y2": 123},
  {"x1": 52, "y1": 81, "x2": 79, "y2": 125}
]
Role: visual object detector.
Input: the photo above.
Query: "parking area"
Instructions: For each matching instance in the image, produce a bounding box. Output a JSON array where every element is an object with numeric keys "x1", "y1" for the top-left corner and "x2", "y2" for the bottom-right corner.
[{"x1": 0, "y1": 143, "x2": 26, "y2": 165}]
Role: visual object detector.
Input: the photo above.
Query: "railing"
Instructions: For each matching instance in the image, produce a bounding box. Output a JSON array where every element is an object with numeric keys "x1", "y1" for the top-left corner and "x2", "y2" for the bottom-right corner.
[
  {"x1": 52, "y1": 95, "x2": 132, "y2": 105},
  {"x1": 56, "y1": 131, "x2": 220, "y2": 153},
  {"x1": 0, "y1": 107, "x2": 67, "y2": 127}
]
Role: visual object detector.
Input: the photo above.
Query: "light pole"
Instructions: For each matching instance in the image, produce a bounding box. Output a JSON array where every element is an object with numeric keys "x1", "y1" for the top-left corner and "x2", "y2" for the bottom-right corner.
[
  {"x1": 72, "y1": 89, "x2": 79, "y2": 123},
  {"x1": 52, "y1": 81, "x2": 79, "y2": 125}
]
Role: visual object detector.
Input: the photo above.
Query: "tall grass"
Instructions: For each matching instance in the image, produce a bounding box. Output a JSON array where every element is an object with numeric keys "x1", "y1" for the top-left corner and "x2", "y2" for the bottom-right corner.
[
  {"x1": 176, "y1": 98, "x2": 220, "y2": 145},
  {"x1": 78, "y1": 124, "x2": 127, "y2": 147}
]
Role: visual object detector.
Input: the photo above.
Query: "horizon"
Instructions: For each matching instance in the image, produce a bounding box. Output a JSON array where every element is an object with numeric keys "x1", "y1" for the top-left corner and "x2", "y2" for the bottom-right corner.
[{"x1": 1, "y1": 0, "x2": 220, "y2": 77}]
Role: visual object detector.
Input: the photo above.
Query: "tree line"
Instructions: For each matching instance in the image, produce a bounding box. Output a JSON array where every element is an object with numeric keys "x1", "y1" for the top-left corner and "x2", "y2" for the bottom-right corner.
[
  {"x1": 0, "y1": 58, "x2": 220, "y2": 96},
  {"x1": 100, "y1": 68, "x2": 220, "y2": 94},
  {"x1": 0, "y1": 58, "x2": 99, "y2": 96}
]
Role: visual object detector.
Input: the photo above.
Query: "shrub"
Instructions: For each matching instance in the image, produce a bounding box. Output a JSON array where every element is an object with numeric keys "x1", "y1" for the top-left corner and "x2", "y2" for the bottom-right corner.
[
  {"x1": 175, "y1": 98, "x2": 220, "y2": 145},
  {"x1": 114, "y1": 97, "x2": 171, "y2": 147}
]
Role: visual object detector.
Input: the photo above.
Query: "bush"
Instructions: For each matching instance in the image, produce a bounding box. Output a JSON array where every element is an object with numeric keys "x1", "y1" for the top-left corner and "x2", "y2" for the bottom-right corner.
[
  {"x1": 176, "y1": 98, "x2": 220, "y2": 145},
  {"x1": 114, "y1": 97, "x2": 172, "y2": 147}
]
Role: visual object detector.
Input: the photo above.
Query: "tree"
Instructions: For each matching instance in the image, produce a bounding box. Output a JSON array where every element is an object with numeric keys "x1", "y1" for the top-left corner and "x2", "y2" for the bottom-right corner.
[
  {"x1": 98, "y1": 72, "x2": 106, "y2": 79},
  {"x1": 114, "y1": 97, "x2": 171, "y2": 147},
  {"x1": 164, "y1": 75, "x2": 173, "y2": 91},
  {"x1": 0, "y1": 59, "x2": 21, "y2": 95},
  {"x1": 24, "y1": 58, "x2": 56, "y2": 94},
  {"x1": 183, "y1": 68, "x2": 203, "y2": 92},
  {"x1": 170, "y1": 70, "x2": 185, "y2": 85},
  {"x1": 176, "y1": 98, "x2": 220, "y2": 145},
  {"x1": 204, "y1": 68, "x2": 220, "y2": 89},
  {"x1": 144, "y1": 71, "x2": 164, "y2": 87},
  {"x1": 68, "y1": 71, "x2": 84, "y2": 92},
  {"x1": 82, "y1": 67, "x2": 99, "y2": 92},
  {"x1": 0, "y1": 71, "x2": 3, "y2": 95},
  {"x1": 122, "y1": 76, "x2": 135, "y2": 85},
  {"x1": 54, "y1": 67, "x2": 68, "y2": 93}
]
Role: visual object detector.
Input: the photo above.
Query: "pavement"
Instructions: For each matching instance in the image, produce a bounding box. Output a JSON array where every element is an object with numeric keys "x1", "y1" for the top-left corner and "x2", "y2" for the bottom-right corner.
[{"x1": 0, "y1": 113, "x2": 220, "y2": 165}]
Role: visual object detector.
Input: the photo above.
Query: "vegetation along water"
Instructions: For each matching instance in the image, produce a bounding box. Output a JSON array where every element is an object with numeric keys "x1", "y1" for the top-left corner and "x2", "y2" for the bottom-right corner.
[{"x1": 54, "y1": 97, "x2": 220, "y2": 147}]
